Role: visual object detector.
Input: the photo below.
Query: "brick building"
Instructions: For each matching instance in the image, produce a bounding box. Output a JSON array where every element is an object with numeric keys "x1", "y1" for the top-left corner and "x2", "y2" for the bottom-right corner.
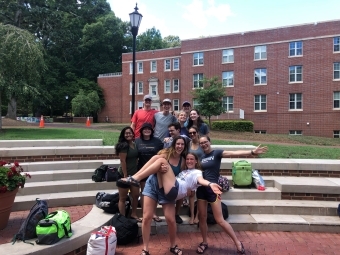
[{"x1": 98, "y1": 20, "x2": 340, "y2": 138}]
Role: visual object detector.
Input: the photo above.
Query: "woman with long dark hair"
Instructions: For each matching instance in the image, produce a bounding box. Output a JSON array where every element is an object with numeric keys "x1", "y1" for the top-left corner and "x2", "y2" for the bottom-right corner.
[
  {"x1": 115, "y1": 127, "x2": 140, "y2": 221},
  {"x1": 187, "y1": 109, "x2": 209, "y2": 136}
]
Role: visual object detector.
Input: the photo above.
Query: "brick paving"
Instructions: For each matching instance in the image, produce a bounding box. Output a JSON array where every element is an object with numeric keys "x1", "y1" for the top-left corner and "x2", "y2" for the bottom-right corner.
[{"x1": 0, "y1": 205, "x2": 92, "y2": 245}]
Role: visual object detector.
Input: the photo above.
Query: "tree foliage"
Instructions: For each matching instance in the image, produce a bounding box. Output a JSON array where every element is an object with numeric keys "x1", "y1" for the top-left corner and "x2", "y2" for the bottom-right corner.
[
  {"x1": 192, "y1": 77, "x2": 226, "y2": 127},
  {"x1": 136, "y1": 27, "x2": 166, "y2": 51},
  {"x1": 71, "y1": 89, "x2": 101, "y2": 117},
  {"x1": 163, "y1": 35, "x2": 181, "y2": 48}
]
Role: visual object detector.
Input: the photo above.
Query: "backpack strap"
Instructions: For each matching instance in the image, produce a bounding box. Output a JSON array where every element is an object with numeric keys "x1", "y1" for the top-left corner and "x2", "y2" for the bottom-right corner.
[{"x1": 62, "y1": 222, "x2": 72, "y2": 238}]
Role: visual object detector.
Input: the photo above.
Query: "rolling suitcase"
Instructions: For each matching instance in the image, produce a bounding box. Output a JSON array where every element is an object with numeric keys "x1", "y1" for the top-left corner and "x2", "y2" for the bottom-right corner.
[{"x1": 232, "y1": 160, "x2": 252, "y2": 187}]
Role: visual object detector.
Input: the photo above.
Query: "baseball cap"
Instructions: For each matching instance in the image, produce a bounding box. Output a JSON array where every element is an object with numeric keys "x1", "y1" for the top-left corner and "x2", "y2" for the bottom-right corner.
[
  {"x1": 182, "y1": 101, "x2": 191, "y2": 106},
  {"x1": 162, "y1": 98, "x2": 172, "y2": 104},
  {"x1": 143, "y1": 95, "x2": 152, "y2": 100}
]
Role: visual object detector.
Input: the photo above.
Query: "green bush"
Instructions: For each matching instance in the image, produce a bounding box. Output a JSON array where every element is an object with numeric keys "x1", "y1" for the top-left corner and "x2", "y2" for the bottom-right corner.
[{"x1": 211, "y1": 120, "x2": 253, "y2": 132}]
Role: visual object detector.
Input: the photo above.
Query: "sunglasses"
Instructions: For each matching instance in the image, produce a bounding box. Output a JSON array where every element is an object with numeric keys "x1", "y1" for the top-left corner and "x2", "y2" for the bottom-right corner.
[{"x1": 189, "y1": 132, "x2": 197, "y2": 135}]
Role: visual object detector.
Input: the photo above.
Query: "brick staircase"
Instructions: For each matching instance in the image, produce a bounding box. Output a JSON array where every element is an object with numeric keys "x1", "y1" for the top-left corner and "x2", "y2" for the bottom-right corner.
[{"x1": 1, "y1": 140, "x2": 339, "y2": 255}]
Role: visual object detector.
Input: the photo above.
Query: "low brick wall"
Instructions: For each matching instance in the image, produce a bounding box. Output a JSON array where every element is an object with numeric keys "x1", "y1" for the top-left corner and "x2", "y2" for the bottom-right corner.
[{"x1": 282, "y1": 192, "x2": 340, "y2": 201}]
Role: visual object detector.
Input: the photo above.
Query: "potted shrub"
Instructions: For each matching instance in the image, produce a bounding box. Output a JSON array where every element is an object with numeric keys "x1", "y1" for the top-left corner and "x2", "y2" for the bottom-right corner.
[{"x1": 0, "y1": 161, "x2": 31, "y2": 230}]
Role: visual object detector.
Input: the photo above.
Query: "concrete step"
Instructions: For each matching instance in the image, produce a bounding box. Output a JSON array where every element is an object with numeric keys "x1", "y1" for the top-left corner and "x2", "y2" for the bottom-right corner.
[
  {"x1": 25, "y1": 169, "x2": 96, "y2": 182},
  {"x1": 20, "y1": 160, "x2": 104, "y2": 172},
  {"x1": 0, "y1": 139, "x2": 103, "y2": 147},
  {"x1": 224, "y1": 187, "x2": 281, "y2": 200}
]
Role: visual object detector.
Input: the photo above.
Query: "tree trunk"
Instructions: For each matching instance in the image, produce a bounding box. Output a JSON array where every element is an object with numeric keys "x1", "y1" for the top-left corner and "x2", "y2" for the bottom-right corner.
[{"x1": 6, "y1": 97, "x2": 17, "y2": 120}]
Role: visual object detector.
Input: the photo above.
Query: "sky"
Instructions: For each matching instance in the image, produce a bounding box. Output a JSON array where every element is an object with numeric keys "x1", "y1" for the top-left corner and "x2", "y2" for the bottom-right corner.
[{"x1": 106, "y1": 0, "x2": 340, "y2": 40}]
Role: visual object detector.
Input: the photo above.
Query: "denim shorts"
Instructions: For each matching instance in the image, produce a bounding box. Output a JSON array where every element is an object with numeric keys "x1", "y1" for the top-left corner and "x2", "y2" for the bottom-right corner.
[{"x1": 142, "y1": 174, "x2": 179, "y2": 205}]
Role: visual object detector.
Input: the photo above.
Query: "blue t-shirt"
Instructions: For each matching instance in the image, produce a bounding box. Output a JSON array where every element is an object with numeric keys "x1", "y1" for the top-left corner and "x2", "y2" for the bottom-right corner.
[{"x1": 200, "y1": 150, "x2": 223, "y2": 183}]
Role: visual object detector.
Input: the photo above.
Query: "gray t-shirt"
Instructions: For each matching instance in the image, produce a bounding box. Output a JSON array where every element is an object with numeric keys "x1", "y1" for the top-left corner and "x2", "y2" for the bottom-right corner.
[
  {"x1": 154, "y1": 112, "x2": 177, "y2": 140},
  {"x1": 200, "y1": 150, "x2": 223, "y2": 183}
]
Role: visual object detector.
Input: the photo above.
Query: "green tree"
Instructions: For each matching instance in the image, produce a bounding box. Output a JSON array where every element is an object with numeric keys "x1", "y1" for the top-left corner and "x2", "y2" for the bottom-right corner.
[
  {"x1": 136, "y1": 27, "x2": 165, "y2": 51},
  {"x1": 71, "y1": 89, "x2": 101, "y2": 117},
  {"x1": 192, "y1": 77, "x2": 226, "y2": 127},
  {"x1": 0, "y1": 24, "x2": 46, "y2": 127},
  {"x1": 163, "y1": 35, "x2": 181, "y2": 48}
]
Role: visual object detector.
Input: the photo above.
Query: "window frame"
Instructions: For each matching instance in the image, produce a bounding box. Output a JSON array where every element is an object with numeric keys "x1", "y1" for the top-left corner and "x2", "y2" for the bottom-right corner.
[
  {"x1": 129, "y1": 63, "x2": 133, "y2": 74},
  {"x1": 333, "y1": 91, "x2": 340, "y2": 109},
  {"x1": 173, "y1": 79, "x2": 179, "y2": 92},
  {"x1": 334, "y1": 62, "x2": 340, "y2": 80},
  {"x1": 164, "y1": 79, "x2": 171, "y2": 93},
  {"x1": 173, "y1": 58, "x2": 179, "y2": 70},
  {"x1": 289, "y1": 93, "x2": 302, "y2": 110},
  {"x1": 334, "y1": 37, "x2": 340, "y2": 52},
  {"x1": 150, "y1": 60, "x2": 157, "y2": 72},
  {"x1": 173, "y1": 99, "x2": 179, "y2": 111},
  {"x1": 222, "y1": 71, "x2": 234, "y2": 87},
  {"x1": 254, "y1": 45, "x2": 267, "y2": 60},
  {"x1": 289, "y1": 130, "x2": 302, "y2": 135},
  {"x1": 334, "y1": 130, "x2": 340, "y2": 138},
  {"x1": 254, "y1": 94, "x2": 267, "y2": 111},
  {"x1": 193, "y1": 52, "x2": 204, "y2": 66},
  {"x1": 193, "y1": 73, "x2": 204, "y2": 88},
  {"x1": 289, "y1": 65, "x2": 303, "y2": 83},
  {"x1": 222, "y1": 96, "x2": 234, "y2": 112},
  {"x1": 254, "y1": 68, "x2": 267, "y2": 85},
  {"x1": 289, "y1": 41, "x2": 303, "y2": 56},
  {"x1": 137, "y1": 81, "x2": 143, "y2": 94},
  {"x1": 137, "y1": 62, "x2": 143, "y2": 73},
  {"x1": 164, "y1": 59, "x2": 171, "y2": 71},
  {"x1": 222, "y1": 49, "x2": 234, "y2": 63}
]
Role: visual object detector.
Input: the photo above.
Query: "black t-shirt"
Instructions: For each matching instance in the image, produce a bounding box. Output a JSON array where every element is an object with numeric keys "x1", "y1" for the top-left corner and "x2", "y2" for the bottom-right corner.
[
  {"x1": 200, "y1": 150, "x2": 223, "y2": 183},
  {"x1": 135, "y1": 137, "x2": 163, "y2": 170}
]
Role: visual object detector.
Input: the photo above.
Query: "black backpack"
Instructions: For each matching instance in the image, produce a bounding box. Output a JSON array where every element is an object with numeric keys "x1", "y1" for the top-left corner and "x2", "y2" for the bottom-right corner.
[
  {"x1": 189, "y1": 201, "x2": 229, "y2": 224},
  {"x1": 337, "y1": 204, "x2": 340, "y2": 217},
  {"x1": 12, "y1": 199, "x2": 48, "y2": 245},
  {"x1": 92, "y1": 165, "x2": 108, "y2": 182},
  {"x1": 105, "y1": 166, "x2": 118, "y2": 182},
  {"x1": 95, "y1": 192, "x2": 131, "y2": 216},
  {"x1": 109, "y1": 213, "x2": 138, "y2": 245}
]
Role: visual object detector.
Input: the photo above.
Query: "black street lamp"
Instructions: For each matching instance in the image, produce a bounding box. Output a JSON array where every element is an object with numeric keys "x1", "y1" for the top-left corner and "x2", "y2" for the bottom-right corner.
[{"x1": 129, "y1": 3, "x2": 142, "y2": 117}]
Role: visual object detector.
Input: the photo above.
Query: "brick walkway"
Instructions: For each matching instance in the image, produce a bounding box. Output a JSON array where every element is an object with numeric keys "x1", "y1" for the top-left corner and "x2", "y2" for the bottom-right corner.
[{"x1": 0, "y1": 205, "x2": 93, "y2": 245}]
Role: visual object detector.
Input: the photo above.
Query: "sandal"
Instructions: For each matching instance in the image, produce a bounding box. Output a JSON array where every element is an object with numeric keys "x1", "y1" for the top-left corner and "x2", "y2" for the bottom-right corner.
[
  {"x1": 169, "y1": 245, "x2": 182, "y2": 255},
  {"x1": 118, "y1": 176, "x2": 140, "y2": 187},
  {"x1": 140, "y1": 249, "x2": 150, "y2": 255},
  {"x1": 152, "y1": 216, "x2": 162, "y2": 222},
  {"x1": 196, "y1": 242, "x2": 208, "y2": 254},
  {"x1": 237, "y1": 242, "x2": 246, "y2": 254},
  {"x1": 130, "y1": 216, "x2": 142, "y2": 222}
]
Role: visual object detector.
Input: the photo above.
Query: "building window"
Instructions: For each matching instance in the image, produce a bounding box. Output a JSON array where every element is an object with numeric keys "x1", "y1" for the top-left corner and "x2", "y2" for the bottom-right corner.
[
  {"x1": 289, "y1": 41, "x2": 303, "y2": 56},
  {"x1": 222, "y1": 96, "x2": 233, "y2": 112},
  {"x1": 137, "y1": 62, "x2": 143, "y2": 73},
  {"x1": 254, "y1": 45, "x2": 267, "y2": 60},
  {"x1": 222, "y1": 71, "x2": 234, "y2": 87},
  {"x1": 193, "y1": 73, "x2": 204, "y2": 88},
  {"x1": 150, "y1": 60, "x2": 157, "y2": 72},
  {"x1": 164, "y1": 80, "x2": 171, "y2": 93},
  {"x1": 222, "y1": 49, "x2": 234, "y2": 63},
  {"x1": 289, "y1": 66, "x2": 302, "y2": 82},
  {"x1": 334, "y1": 131, "x2": 340, "y2": 138},
  {"x1": 193, "y1": 98, "x2": 201, "y2": 108},
  {"x1": 254, "y1": 130, "x2": 267, "y2": 134},
  {"x1": 334, "y1": 62, "x2": 340, "y2": 80},
  {"x1": 193, "y1": 52, "x2": 204, "y2": 66},
  {"x1": 173, "y1": 58, "x2": 179, "y2": 70},
  {"x1": 137, "y1": 101, "x2": 143, "y2": 109},
  {"x1": 173, "y1": 79, "x2": 179, "y2": 92},
  {"x1": 254, "y1": 68, "x2": 267, "y2": 85},
  {"x1": 334, "y1": 37, "x2": 340, "y2": 52},
  {"x1": 333, "y1": 91, "x2": 340, "y2": 108},
  {"x1": 254, "y1": 95, "x2": 267, "y2": 111},
  {"x1": 150, "y1": 85, "x2": 157, "y2": 96},
  {"x1": 289, "y1": 130, "x2": 302, "y2": 135},
  {"x1": 129, "y1": 63, "x2": 133, "y2": 74},
  {"x1": 289, "y1": 93, "x2": 302, "y2": 110},
  {"x1": 173, "y1": 99, "x2": 179, "y2": 111},
  {"x1": 137, "y1": 82, "x2": 143, "y2": 94},
  {"x1": 129, "y1": 82, "x2": 133, "y2": 95},
  {"x1": 164, "y1": 59, "x2": 171, "y2": 71}
]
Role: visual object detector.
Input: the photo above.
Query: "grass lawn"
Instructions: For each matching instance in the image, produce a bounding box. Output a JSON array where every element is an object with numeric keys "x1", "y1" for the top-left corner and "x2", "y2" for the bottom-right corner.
[{"x1": 1, "y1": 128, "x2": 340, "y2": 159}]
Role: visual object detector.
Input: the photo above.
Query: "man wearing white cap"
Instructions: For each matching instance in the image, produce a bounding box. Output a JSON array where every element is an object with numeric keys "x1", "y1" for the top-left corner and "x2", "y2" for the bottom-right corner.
[
  {"x1": 131, "y1": 95, "x2": 158, "y2": 138},
  {"x1": 153, "y1": 98, "x2": 177, "y2": 141}
]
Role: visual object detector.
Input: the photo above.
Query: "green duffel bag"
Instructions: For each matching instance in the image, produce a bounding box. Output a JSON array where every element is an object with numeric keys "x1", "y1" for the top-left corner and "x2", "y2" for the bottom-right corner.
[
  {"x1": 232, "y1": 160, "x2": 252, "y2": 187},
  {"x1": 36, "y1": 210, "x2": 72, "y2": 245}
]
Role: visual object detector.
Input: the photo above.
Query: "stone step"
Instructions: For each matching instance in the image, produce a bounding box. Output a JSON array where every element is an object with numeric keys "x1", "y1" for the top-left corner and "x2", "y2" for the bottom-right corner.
[
  {"x1": 20, "y1": 160, "x2": 104, "y2": 172},
  {"x1": 25, "y1": 169, "x2": 96, "y2": 182},
  {"x1": 0, "y1": 139, "x2": 103, "y2": 148}
]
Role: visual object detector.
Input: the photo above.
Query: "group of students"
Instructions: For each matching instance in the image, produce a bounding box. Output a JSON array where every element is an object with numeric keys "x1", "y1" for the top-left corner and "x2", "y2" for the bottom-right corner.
[{"x1": 114, "y1": 96, "x2": 268, "y2": 255}]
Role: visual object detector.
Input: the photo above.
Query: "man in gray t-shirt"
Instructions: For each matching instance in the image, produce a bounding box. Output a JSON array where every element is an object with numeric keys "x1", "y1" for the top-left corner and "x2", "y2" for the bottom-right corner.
[{"x1": 154, "y1": 98, "x2": 177, "y2": 141}]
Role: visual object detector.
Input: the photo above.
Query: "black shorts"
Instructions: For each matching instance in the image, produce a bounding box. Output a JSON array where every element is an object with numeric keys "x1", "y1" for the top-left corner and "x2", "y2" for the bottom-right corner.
[
  {"x1": 116, "y1": 172, "x2": 130, "y2": 189},
  {"x1": 196, "y1": 186, "x2": 220, "y2": 203}
]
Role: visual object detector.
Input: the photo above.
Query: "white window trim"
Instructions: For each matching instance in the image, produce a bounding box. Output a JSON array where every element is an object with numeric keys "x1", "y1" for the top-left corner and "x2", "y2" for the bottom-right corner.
[
  {"x1": 173, "y1": 99, "x2": 179, "y2": 111},
  {"x1": 164, "y1": 59, "x2": 171, "y2": 71},
  {"x1": 173, "y1": 79, "x2": 179, "y2": 93},
  {"x1": 137, "y1": 62, "x2": 143, "y2": 74},
  {"x1": 334, "y1": 62, "x2": 340, "y2": 80},
  {"x1": 222, "y1": 49, "x2": 234, "y2": 64},
  {"x1": 222, "y1": 71, "x2": 234, "y2": 87},
  {"x1": 254, "y1": 68, "x2": 267, "y2": 85},
  {"x1": 254, "y1": 45, "x2": 267, "y2": 61},
  {"x1": 150, "y1": 61, "x2": 157, "y2": 73},
  {"x1": 173, "y1": 58, "x2": 179, "y2": 70},
  {"x1": 289, "y1": 41, "x2": 303, "y2": 57},
  {"x1": 137, "y1": 82, "x2": 143, "y2": 95},
  {"x1": 289, "y1": 66, "x2": 303, "y2": 83},
  {"x1": 254, "y1": 95, "x2": 267, "y2": 112},
  {"x1": 193, "y1": 52, "x2": 204, "y2": 66},
  {"x1": 333, "y1": 37, "x2": 340, "y2": 53},
  {"x1": 193, "y1": 74, "x2": 204, "y2": 89},
  {"x1": 164, "y1": 80, "x2": 171, "y2": 93},
  {"x1": 222, "y1": 96, "x2": 234, "y2": 112}
]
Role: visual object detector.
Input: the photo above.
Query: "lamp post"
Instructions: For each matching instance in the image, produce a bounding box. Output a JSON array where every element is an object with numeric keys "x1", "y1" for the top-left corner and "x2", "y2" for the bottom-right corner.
[
  {"x1": 65, "y1": 95, "x2": 68, "y2": 117},
  {"x1": 129, "y1": 3, "x2": 142, "y2": 117}
]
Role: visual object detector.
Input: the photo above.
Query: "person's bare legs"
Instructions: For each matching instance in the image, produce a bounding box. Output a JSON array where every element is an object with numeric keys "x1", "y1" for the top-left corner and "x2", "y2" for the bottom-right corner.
[
  {"x1": 141, "y1": 181, "x2": 160, "y2": 221},
  {"x1": 189, "y1": 192, "x2": 196, "y2": 224},
  {"x1": 118, "y1": 187, "x2": 129, "y2": 215},
  {"x1": 197, "y1": 199, "x2": 208, "y2": 243},
  {"x1": 129, "y1": 185, "x2": 141, "y2": 219},
  {"x1": 162, "y1": 203, "x2": 181, "y2": 253},
  {"x1": 210, "y1": 200, "x2": 243, "y2": 251},
  {"x1": 142, "y1": 196, "x2": 157, "y2": 252}
]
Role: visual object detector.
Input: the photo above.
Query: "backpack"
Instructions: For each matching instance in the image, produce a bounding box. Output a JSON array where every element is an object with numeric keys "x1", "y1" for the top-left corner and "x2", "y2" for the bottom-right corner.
[
  {"x1": 92, "y1": 165, "x2": 108, "y2": 182},
  {"x1": 337, "y1": 204, "x2": 340, "y2": 217},
  {"x1": 96, "y1": 192, "x2": 131, "y2": 216},
  {"x1": 232, "y1": 160, "x2": 252, "y2": 187},
  {"x1": 36, "y1": 210, "x2": 72, "y2": 245},
  {"x1": 109, "y1": 213, "x2": 138, "y2": 245},
  {"x1": 218, "y1": 175, "x2": 230, "y2": 192},
  {"x1": 105, "y1": 166, "x2": 118, "y2": 182},
  {"x1": 12, "y1": 198, "x2": 48, "y2": 245}
]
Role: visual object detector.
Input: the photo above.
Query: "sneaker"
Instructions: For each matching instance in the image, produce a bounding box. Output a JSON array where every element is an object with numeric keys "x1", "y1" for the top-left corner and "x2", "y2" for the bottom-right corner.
[{"x1": 175, "y1": 214, "x2": 183, "y2": 224}]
